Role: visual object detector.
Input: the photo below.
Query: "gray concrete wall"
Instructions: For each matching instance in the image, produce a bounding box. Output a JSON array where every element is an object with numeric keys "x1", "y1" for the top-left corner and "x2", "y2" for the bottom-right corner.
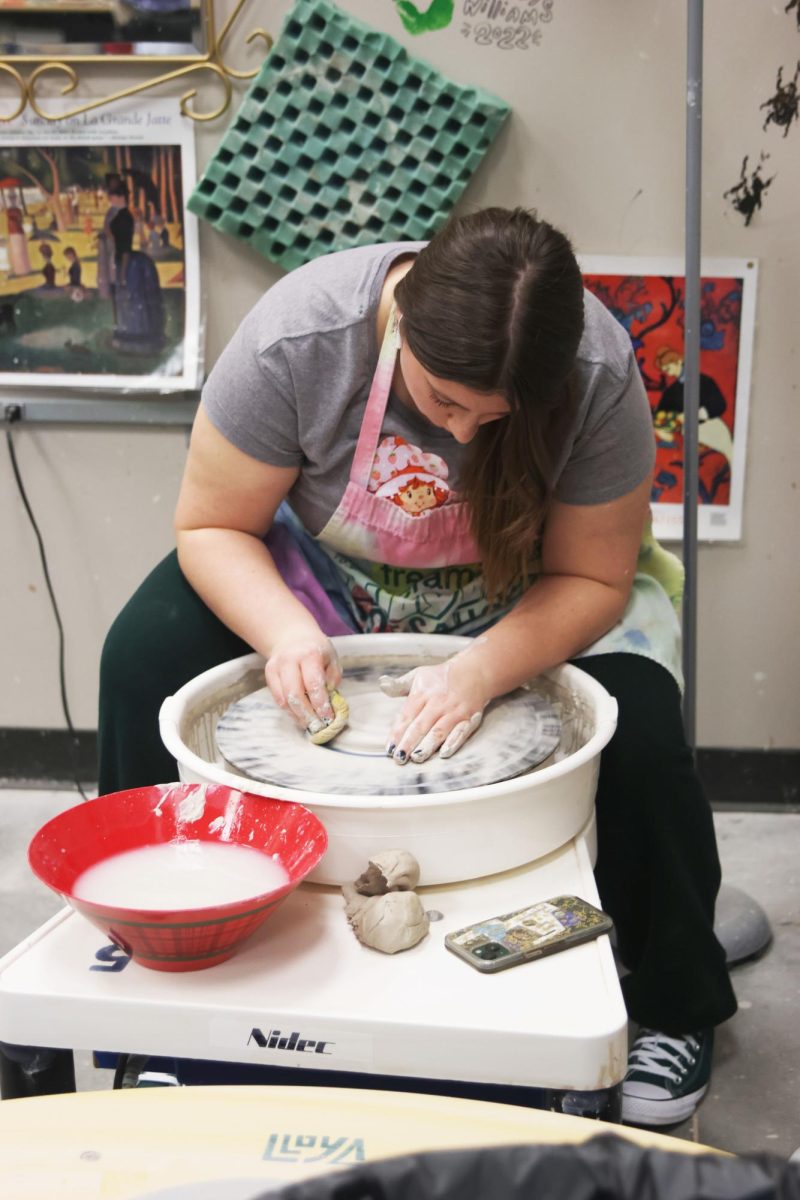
[{"x1": 3, "y1": 0, "x2": 798, "y2": 748}]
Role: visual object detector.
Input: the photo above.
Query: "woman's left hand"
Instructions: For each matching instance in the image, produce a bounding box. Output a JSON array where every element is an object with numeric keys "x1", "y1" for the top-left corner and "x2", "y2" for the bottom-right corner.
[{"x1": 380, "y1": 653, "x2": 493, "y2": 765}]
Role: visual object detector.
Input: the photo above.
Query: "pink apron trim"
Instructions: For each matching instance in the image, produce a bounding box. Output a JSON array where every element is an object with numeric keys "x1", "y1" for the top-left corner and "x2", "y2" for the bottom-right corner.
[
  {"x1": 349, "y1": 307, "x2": 401, "y2": 488},
  {"x1": 316, "y1": 304, "x2": 481, "y2": 569}
]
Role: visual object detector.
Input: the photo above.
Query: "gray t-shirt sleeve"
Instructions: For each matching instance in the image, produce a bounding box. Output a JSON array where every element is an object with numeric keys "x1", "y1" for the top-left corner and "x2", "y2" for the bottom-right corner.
[
  {"x1": 201, "y1": 303, "x2": 303, "y2": 468},
  {"x1": 555, "y1": 354, "x2": 656, "y2": 505},
  {"x1": 553, "y1": 291, "x2": 656, "y2": 505}
]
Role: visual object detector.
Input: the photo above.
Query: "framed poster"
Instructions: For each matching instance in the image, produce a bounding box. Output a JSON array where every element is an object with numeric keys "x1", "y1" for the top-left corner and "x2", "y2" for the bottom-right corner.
[
  {"x1": 0, "y1": 97, "x2": 201, "y2": 391},
  {"x1": 579, "y1": 255, "x2": 757, "y2": 542}
]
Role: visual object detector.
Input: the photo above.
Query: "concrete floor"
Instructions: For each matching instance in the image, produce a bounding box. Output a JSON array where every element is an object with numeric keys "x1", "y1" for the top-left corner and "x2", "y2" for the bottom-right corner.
[{"x1": 1, "y1": 787, "x2": 798, "y2": 1160}]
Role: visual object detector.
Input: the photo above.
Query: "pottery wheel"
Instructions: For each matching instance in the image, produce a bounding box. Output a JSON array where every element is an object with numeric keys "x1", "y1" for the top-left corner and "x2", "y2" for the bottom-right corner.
[{"x1": 216, "y1": 659, "x2": 562, "y2": 796}]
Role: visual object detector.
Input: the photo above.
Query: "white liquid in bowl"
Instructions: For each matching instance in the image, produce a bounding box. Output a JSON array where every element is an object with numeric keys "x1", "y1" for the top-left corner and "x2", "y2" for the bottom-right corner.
[{"x1": 73, "y1": 841, "x2": 290, "y2": 909}]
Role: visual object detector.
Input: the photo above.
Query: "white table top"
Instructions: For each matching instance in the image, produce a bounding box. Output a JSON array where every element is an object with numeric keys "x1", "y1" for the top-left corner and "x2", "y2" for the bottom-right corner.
[{"x1": 0, "y1": 834, "x2": 627, "y2": 1093}]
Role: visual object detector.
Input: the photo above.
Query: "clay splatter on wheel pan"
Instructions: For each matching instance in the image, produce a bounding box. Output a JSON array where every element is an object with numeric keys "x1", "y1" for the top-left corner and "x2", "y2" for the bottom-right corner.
[{"x1": 216, "y1": 658, "x2": 562, "y2": 797}]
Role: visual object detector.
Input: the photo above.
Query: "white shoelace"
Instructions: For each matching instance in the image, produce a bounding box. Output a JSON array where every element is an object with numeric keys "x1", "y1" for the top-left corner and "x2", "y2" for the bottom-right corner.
[{"x1": 628, "y1": 1032, "x2": 701, "y2": 1084}]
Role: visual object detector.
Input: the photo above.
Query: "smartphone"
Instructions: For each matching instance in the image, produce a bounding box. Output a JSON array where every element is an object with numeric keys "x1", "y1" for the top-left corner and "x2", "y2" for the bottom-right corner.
[{"x1": 444, "y1": 895, "x2": 613, "y2": 974}]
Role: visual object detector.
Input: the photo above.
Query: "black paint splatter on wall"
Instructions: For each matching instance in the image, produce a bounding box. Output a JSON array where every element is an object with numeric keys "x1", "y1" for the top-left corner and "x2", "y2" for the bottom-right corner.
[
  {"x1": 723, "y1": 154, "x2": 776, "y2": 228},
  {"x1": 760, "y1": 62, "x2": 800, "y2": 136},
  {"x1": 723, "y1": 7, "x2": 798, "y2": 225}
]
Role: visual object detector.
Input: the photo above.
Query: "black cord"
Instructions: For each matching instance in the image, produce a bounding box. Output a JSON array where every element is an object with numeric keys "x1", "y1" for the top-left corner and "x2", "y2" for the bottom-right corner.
[
  {"x1": 5, "y1": 414, "x2": 90, "y2": 802},
  {"x1": 112, "y1": 1053, "x2": 131, "y2": 1090}
]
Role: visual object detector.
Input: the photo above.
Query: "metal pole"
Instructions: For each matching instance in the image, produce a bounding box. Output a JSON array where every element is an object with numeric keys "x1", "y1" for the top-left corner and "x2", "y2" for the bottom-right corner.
[{"x1": 682, "y1": 0, "x2": 703, "y2": 749}]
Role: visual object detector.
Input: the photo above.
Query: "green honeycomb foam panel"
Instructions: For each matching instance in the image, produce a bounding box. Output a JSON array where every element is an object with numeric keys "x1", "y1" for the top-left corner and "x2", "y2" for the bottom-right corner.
[{"x1": 188, "y1": 0, "x2": 510, "y2": 271}]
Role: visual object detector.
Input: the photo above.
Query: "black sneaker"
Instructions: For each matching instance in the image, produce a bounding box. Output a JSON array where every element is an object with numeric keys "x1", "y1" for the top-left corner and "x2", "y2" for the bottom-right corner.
[{"x1": 622, "y1": 1028, "x2": 713, "y2": 1127}]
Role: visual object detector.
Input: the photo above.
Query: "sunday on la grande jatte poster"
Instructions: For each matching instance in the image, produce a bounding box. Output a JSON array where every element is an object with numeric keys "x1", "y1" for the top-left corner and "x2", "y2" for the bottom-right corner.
[{"x1": 0, "y1": 97, "x2": 201, "y2": 391}]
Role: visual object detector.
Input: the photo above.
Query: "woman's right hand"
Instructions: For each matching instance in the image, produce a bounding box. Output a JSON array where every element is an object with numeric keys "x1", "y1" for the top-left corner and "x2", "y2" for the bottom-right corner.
[{"x1": 265, "y1": 633, "x2": 342, "y2": 735}]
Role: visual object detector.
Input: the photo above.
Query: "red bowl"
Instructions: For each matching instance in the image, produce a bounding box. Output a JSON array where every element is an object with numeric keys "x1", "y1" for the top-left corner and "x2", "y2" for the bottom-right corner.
[{"x1": 28, "y1": 783, "x2": 328, "y2": 972}]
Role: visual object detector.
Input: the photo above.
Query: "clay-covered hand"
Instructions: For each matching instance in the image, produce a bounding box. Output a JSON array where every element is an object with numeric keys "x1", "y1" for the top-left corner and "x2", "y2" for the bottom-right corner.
[
  {"x1": 380, "y1": 653, "x2": 491, "y2": 765},
  {"x1": 265, "y1": 632, "x2": 343, "y2": 735}
]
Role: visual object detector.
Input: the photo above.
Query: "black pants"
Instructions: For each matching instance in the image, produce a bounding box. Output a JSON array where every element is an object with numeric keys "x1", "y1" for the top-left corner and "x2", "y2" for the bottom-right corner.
[{"x1": 98, "y1": 550, "x2": 737, "y2": 1035}]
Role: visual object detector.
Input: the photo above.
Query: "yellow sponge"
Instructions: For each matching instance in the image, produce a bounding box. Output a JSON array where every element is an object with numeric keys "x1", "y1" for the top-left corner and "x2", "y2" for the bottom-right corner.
[{"x1": 309, "y1": 688, "x2": 349, "y2": 745}]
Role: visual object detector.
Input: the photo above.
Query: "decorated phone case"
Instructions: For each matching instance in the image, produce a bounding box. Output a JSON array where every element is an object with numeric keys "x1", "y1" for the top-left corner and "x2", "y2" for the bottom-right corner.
[{"x1": 444, "y1": 895, "x2": 613, "y2": 973}]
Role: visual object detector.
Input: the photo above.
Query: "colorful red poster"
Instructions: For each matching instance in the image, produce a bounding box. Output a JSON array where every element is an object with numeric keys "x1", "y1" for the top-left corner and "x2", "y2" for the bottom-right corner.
[{"x1": 580, "y1": 256, "x2": 757, "y2": 542}]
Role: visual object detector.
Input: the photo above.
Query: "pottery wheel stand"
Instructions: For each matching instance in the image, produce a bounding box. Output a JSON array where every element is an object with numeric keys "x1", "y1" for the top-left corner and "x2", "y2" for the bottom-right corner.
[
  {"x1": 0, "y1": 823, "x2": 626, "y2": 1115},
  {"x1": 0, "y1": 713, "x2": 626, "y2": 1117},
  {"x1": 0, "y1": 651, "x2": 626, "y2": 1114}
]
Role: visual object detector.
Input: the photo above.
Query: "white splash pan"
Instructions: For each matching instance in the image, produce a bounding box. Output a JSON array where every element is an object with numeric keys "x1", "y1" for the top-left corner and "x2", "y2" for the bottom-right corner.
[{"x1": 159, "y1": 634, "x2": 617, "y2": 886}]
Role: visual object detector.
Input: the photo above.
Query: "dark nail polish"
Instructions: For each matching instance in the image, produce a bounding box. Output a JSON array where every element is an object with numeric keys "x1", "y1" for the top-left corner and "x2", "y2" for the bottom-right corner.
[
  {"x1": 394, "y1": 749, "x2": 408, "y2": 764},
  {"x1": 386, "y1": 742, "x2": 396, "y2": 757}
]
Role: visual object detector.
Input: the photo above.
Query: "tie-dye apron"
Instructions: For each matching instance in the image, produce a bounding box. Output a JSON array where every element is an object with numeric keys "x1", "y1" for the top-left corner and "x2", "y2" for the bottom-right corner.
[{"x1": 281, "y1": 307, "x2": 685, "y2": 687}]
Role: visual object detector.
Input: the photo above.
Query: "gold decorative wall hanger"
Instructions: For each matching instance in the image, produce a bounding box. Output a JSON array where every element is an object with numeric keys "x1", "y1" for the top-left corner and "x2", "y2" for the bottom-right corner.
[{"x1": 0, "y1": 0, "x2": 272, "y2": 123}]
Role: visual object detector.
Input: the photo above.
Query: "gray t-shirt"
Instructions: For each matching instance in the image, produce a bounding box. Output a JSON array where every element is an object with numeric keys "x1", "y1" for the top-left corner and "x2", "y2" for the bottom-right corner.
[{"x1": 202, "y1": 242, "x2": 654, "y2": 538}]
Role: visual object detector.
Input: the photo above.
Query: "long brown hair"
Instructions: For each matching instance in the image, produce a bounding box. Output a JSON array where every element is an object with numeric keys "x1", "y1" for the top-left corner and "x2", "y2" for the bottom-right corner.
[{"x1": 394, "y1": 207, "x2": 584, "y2": 601}]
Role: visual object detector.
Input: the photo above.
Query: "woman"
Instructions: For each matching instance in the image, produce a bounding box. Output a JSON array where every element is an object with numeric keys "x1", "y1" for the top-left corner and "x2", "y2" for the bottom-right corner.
[
  {"x1": 37, "y1": 242, "x2": 57, "y2": 290},
  {"x1": 101, "y1": 174, "x2": 165, "y2": 352},
  {"x1": 5, "y1": 192, "x2": 31, "y2": 277},
  {"x1": 99, "y1": 208, "x2": 736, "y2": 1127},
  {"x1": 63, "y1": 246, "x2": 85, "y2": 302}
]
